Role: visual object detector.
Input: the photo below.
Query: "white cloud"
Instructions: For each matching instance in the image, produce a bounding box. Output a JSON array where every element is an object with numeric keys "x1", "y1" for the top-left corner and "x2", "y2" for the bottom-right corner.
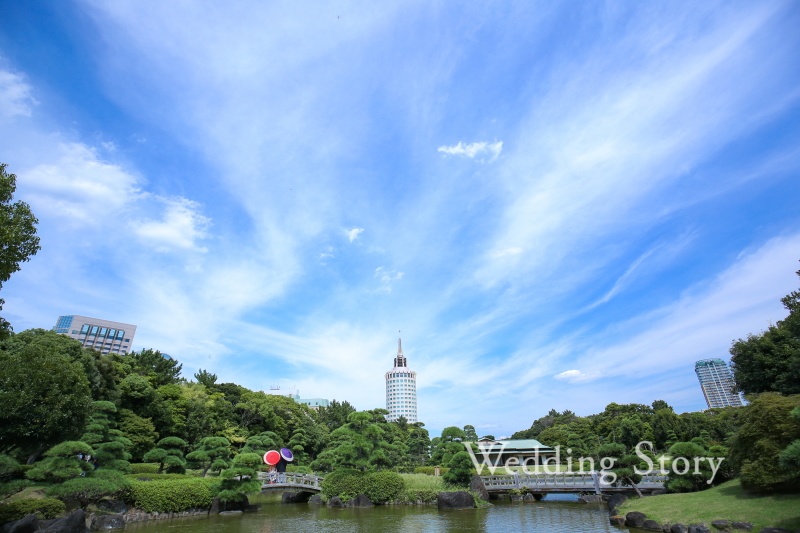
[
  {"x1": 22, "y1": 143, "x2": 140, "y2": 224},
  {"x1": 346, "y1": 227, "x2": 364, "y2": 242},
  {"x1": 554, "y1": 369, "x2": 591, "y2": 383},
  {"x1": 375, "y1": 266, "x2": 403, "y2": 283},
  {"x1": 0, "y1": 69, "x2": 37, "y2": 118},
  {"x1": 132, "y1": 197, "x2": 211, "y2": 252},
  {"x1": 438, "y1": 141, "x2": 503, "y2": 162}
]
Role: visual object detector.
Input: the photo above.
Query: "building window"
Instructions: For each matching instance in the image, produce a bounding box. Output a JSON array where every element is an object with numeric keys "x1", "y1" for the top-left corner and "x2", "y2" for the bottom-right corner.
[
  {"x1": 108, "y1": 329, "x2": 116, "y2": 338},
  {"x1": 91, "y1": 326, "x2": 99, "y2": 335},
  {"x1": 117, "y1": 331, "x2": 125, "y2": 339},
  {"x1": 56, "y1": 316, "x2": 74, "y2": 329}
]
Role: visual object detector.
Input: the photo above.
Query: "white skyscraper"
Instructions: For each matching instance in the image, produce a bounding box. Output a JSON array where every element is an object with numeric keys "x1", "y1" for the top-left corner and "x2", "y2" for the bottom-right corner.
[{"x1": 385, "y1": 339, "x2": 417, "y2": 423}]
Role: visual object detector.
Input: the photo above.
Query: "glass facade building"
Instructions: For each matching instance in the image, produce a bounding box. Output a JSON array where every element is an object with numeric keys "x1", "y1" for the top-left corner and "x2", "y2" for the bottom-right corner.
[
  {"x1": 53, "y1": 315, "x2": 137, "y2": 355},
  {"x1": 695, "y1": 358, "x2": 743, "y2": 409},
  {"x1": 385, "y1": 339, "x2": 417, "y2": 423}
]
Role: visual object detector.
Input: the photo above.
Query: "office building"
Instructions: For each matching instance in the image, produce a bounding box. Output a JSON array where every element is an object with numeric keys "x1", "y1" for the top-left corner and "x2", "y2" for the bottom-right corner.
[
  {"x1": 53, "y1": 315, "x2": 136, "y2": 355},
  {"x1": 385, "y1": 338, "x2": 417, "y2": 423},
  {"x1": 695, "y1": 358, "x2": 743, "y2": 409}
]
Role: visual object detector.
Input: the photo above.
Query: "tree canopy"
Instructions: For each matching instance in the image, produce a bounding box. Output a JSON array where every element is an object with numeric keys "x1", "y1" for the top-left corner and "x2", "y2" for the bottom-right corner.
[
  {"x1": 731, "y1": 265, "x2": 800, "y2": 395},
  {"x1": 0, "y1": 163, "x2": 41, "y2": 340}
]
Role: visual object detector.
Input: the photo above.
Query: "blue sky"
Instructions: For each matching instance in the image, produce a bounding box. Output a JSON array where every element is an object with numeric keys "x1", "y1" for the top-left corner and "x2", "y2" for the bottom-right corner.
[{"x1": 1, "y1": 0, "x2": 799, "y2": 438}]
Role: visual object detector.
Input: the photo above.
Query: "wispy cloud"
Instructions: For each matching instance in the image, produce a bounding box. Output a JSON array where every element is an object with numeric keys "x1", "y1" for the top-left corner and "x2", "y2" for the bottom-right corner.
[
  {"x1": 438, "y1": 141, "x2": 503, "y2": 162},
  {"x1": 0, "y1": 68, "x2": 36, "y2": 118},
  {"x1": 346, "y1": 227, "x2": 364, "y2": 242},
  {"x1": 132, "y1": 197, "x2": 211, "y2": 253}
]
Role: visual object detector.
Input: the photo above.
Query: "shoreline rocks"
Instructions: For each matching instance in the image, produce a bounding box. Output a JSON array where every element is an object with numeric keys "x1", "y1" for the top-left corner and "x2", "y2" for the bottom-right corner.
[{"x1": 437, "y1": 492, "x2": 476, "y2": 510}]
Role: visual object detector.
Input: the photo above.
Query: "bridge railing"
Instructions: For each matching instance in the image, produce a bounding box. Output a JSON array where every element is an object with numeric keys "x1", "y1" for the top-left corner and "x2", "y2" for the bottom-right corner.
[
  {"x1": 258, "y1": 471, "x2": 325, "y2": 490},
  {"x1": 481, "y1": 472, "x2": 667, "y2": 492}
]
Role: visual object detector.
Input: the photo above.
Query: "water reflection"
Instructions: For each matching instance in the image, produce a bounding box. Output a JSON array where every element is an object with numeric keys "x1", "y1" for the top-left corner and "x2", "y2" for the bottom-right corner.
[{"x1": 125, "y1": 494, "x2": 629, "y2": 533}]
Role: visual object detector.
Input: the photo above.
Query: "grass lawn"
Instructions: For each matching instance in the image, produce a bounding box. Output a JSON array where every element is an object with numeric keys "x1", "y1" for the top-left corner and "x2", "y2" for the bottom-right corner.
[{"x1": 619, "y1": 479, "x2": 800, "y2": 532}]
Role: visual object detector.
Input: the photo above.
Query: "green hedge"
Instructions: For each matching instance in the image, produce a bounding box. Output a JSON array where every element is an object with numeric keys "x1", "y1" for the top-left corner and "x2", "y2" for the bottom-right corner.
[
  {"x1": 414, "y1": 467, "x2": 449, "y2": 476},
  {"x1": 128, "y1": 478, "x2": 213, "y2": 513},
  {"x1": 125, "y1": 473, "x2": 193, "y2": 481},
  {"x1": 321, "y1": 469, "x2": 405, "y2": 504},
  {"x1": 0, "y1": 498, "x2": 65, "y2": 524},
  {"x1": 130, "y1": 463, "x2": 160, "y2": 474}
]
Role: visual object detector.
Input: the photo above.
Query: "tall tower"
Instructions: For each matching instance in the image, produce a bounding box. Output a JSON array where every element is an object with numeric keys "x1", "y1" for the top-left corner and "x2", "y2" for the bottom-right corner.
[
  {"x1": 385, "y1": 338, "x2": 417, "y2": 422},
  {"x1": 695, "y1": 358, "x2": 743, "y2": 409}
]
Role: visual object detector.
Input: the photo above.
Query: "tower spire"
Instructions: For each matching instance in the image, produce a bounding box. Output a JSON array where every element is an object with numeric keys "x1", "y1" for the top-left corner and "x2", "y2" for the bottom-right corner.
[{"x1": 394, "y1": 337, "x2": 407, "y2": 368}]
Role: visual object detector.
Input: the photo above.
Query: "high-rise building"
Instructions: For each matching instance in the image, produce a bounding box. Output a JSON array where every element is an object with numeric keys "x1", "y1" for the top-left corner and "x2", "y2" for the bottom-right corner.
[
  {"x1": 53, "y1": 315, "x2": 137, "y2": 355},
  {"x1": 385, "y1": 339, "x2": 417, "y2": 423},
  {"x1": 695, "y1": 358, "x2": 743, "y2": 409}
]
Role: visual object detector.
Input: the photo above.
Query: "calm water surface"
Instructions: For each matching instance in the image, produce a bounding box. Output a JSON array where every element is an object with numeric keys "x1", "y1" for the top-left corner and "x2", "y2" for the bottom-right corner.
[{"x1": 125, "y1": 493, "x2": 634, "y2": 533}]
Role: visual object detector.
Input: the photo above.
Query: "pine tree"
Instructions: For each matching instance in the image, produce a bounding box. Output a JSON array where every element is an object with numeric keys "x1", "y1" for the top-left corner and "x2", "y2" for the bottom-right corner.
[
  {"x1": 186, "y1": 437, "x2": 232, "y2": 477},
  {"x1": 80, "y1": 401, "x2": 132, "y2": 472},
  {"x1": 143, "y1": 437, "x2": 187, "y2": 474},
  {"x1": 26, "y1": 441, "x2": 94, "y2": 483},
  {"x1": 216, "y1": 453, "x2": 262, "y2": 502}
]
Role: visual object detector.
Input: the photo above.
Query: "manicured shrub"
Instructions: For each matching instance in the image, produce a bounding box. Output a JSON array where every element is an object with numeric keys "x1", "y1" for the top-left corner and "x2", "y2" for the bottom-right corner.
[
  {"x1": 321, "y1": 468, "x2": 365, "y2": 501},
  {"x1": 128, "y1": 478, "x2": 213, "y2": 513},
  {"x1": 413, "y1": 466, "x2": 449, "y2": 476},
  {"x1": 130, "y1": 463, "x2": 160, "y2": 474},
  {"x1": 143, "y1": 437, "x2": 188, "y2": 474},
  {"x1": 47, "y1": 470, "x2": 132, "y2": 509},
  {"x1": 666, "y1": 442, "x2": 715, "y2": 492},
  {"x1": 215, "y1": 453, "x2": 262, "y2": 502},
  {"x1": 26, "y1": 441, "x2": 93, "y2": 483},
  {"x1": 0, "y1": 454, "x2": 20, "y2": 481},
  {"x1": 443, "y1": 451, "x2": 474, "y2": 486},
  {"x1": 0, "y1": 479, "x2": 32, "y2": 499},
  {"x1": 362, "y1": 471, "x2": 404, "y2": 504},
  {"x1": 321, "y1": 469, "x2": 405, "y2": 503},
  {"x1": 0, "y1": 498, "x2": 65, "y2": 524},
  {"x1": 125, "y1": 473, "x2": 193, "y2": 481}
]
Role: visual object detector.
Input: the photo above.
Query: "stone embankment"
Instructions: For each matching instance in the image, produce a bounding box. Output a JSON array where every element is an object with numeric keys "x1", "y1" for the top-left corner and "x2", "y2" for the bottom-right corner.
[{"x1": 0, "y1": 495, "x2": 267, "y2": 533}]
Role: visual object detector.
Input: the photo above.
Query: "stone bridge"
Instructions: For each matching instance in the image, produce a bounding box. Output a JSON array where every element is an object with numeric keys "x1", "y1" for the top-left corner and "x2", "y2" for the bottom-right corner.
[
  {"x1": 258, "y1": 472, "x2": 324, "y2": 493},
  {"x1": 480, "y1": 472, "x2": 667, "y2": 494}
]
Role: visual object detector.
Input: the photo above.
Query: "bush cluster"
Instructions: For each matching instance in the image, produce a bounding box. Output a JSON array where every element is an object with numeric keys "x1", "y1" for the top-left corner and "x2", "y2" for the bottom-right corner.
[
  {"x1": 321, "y1": 469, "x2": 405, "y2": 504},
  {"x1": 130, "y1": 463, "x2": 160, "y2": 474},
  {"x1": 414, "y1": 466, "x2": 449, "y2": 476},
  {"x1": 128, "y1": 478, "x2": 213, "y2": 513},
  {"x1": 0, "y1": 498, "x2": 65, "y2": 524}
]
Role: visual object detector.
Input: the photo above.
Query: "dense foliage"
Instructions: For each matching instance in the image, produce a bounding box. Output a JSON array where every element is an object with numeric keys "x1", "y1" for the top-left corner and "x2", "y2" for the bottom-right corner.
[
  {"x1": 730, "y1": 267, "x2": 800, "y2": 395},
  {"x1": 728, "y1": 393, "x2": 800, "y2": 492}
]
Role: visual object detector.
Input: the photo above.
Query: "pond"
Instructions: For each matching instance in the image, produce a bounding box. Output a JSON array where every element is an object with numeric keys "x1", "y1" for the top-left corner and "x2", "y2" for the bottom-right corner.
[{"x1": 124, "y1": 493, "x2": 631, "y2": 533}]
